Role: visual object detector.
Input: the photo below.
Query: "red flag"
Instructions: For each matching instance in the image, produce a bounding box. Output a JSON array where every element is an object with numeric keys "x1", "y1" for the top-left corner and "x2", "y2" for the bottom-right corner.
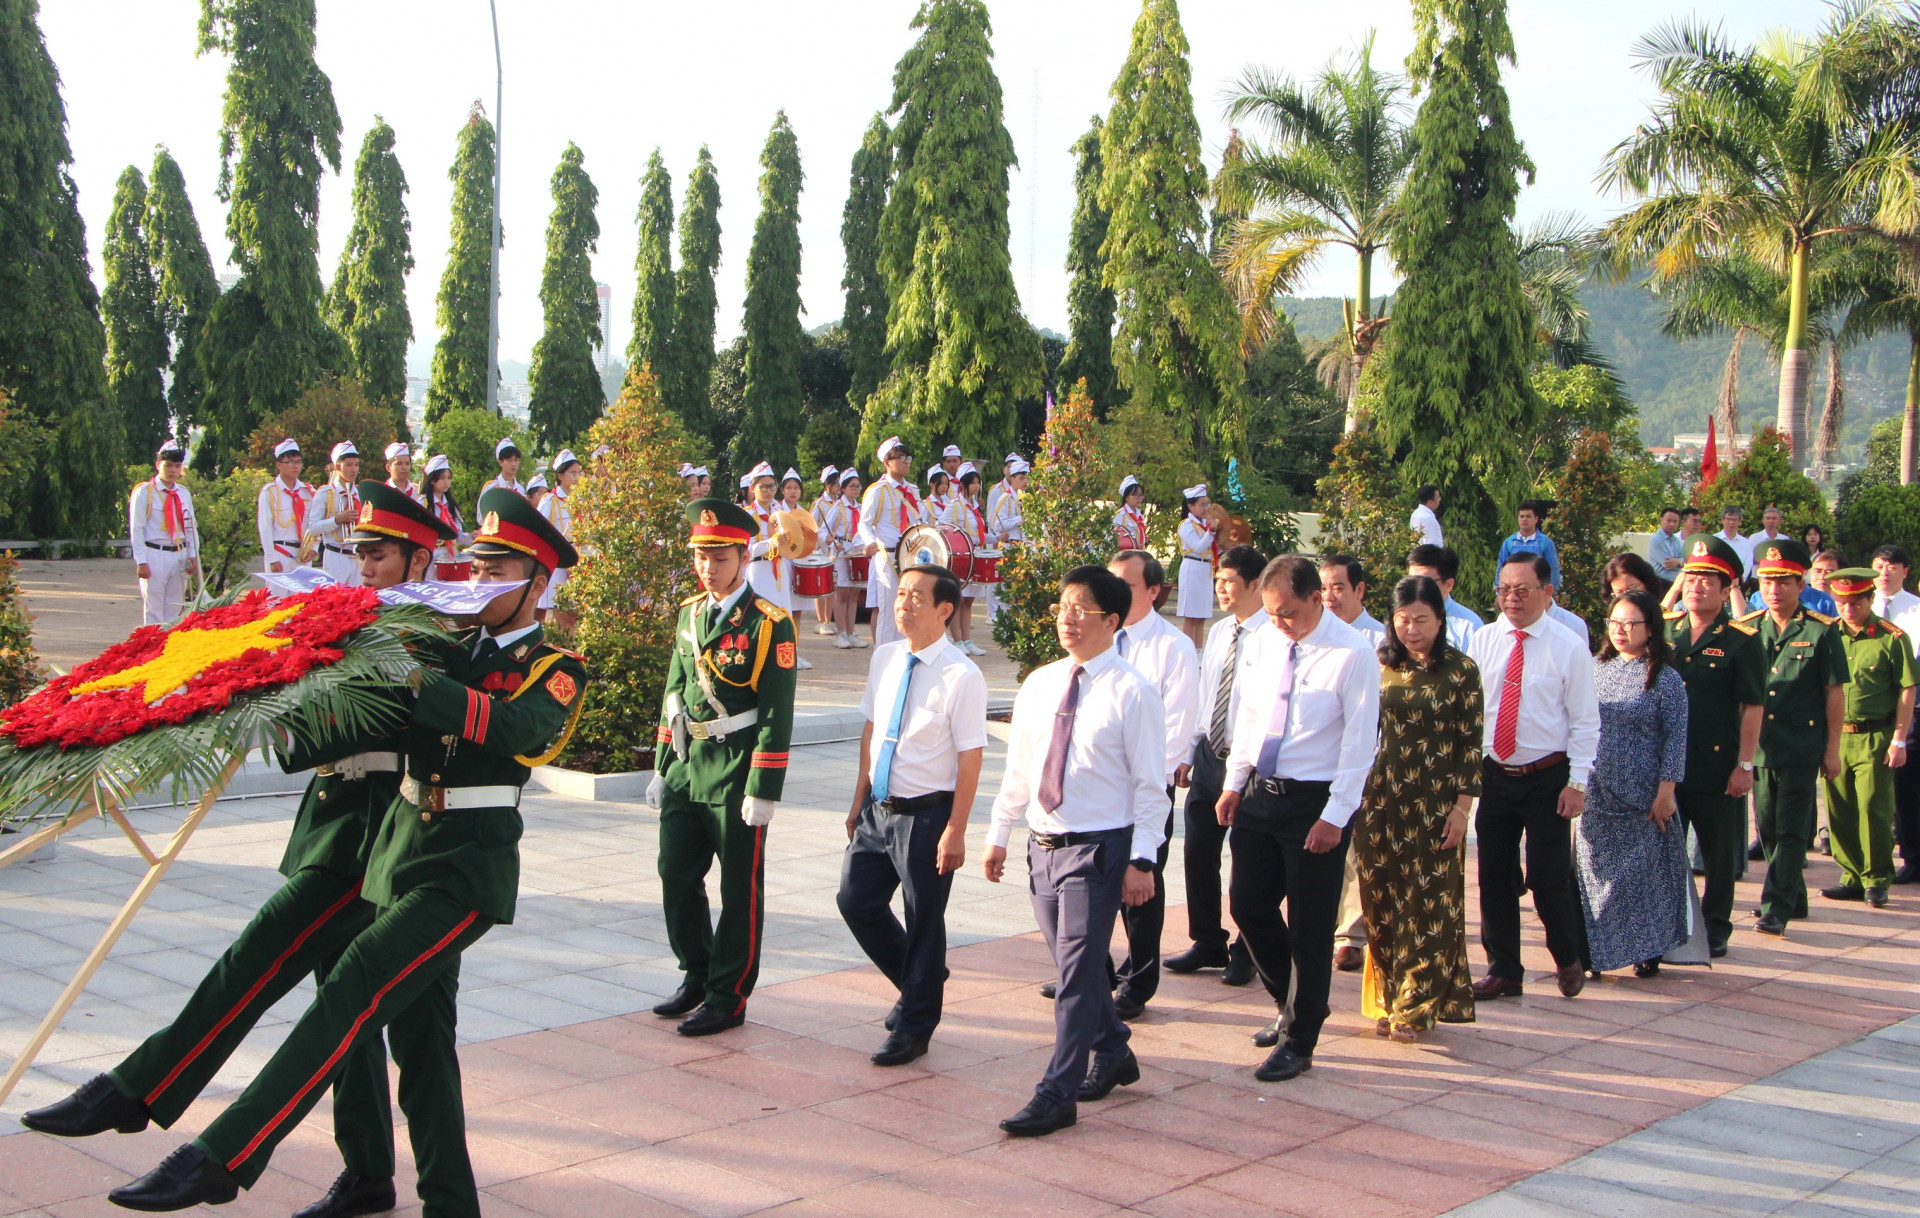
[{"x1": 1701, "y1": 415, "x2": 1720, "y2": 485}]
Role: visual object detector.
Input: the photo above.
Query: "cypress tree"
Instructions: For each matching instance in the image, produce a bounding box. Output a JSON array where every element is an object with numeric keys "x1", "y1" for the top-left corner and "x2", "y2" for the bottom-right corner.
[
  {"x1": 1375, "y1": 0, "x2": 1538, "y2": 580},
  {"x1": 327, "y1": 118, "x2": 413, "y2": 436},
  {"x1": 667, "y1": 146, "x2": 721, "y2": 440},
  {"x1": 146, "y1": 148, "x2": 218, "y2": 448},
  {"x1": 1055, "y1": 116, "x2": 1116, "y2": 415},
  {"x1": 195, "y1": 0, "x2": 344, "y2": 469},
  {"x1": 0, "y1": 0, "x2": 120, "y2": 537},
  {"x1": 840, "y1": 113, "x2": 891, "y2": 414},
  {"x1": 527, "y1": 142, "x2": 603, "y2": 452},
  {"x1": 426, "y1": 105, "x2": 498, "y2": 421},
  {"x1": 865, "y1": 0, "x2": 1040, "y2": 460},
  {"x1": 102, "y1": 166, "x2": 171, "y2": 461},
  {"x1": 1099, "y1": 0, "x2": 1246, "y2": 475},
  {"x1": 628, "y1": 149, "x2": 675, "y2": 379},
  {"x1": 731, "y1": 112, "x2": 805, "y2": 474}
]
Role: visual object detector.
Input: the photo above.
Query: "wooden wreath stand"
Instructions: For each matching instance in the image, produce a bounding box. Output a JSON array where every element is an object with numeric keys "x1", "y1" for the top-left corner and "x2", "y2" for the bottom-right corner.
[{"x1": 0, "y1": 752, "x2": 246, "y2": 1107}]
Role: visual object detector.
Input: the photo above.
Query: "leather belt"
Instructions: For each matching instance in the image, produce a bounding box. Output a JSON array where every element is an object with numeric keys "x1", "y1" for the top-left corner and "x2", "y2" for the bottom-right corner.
[
  {"x1": 1488, "y1": 751, "x2": 1568, "y2": 777},
  {"x1": 145, "y1": 542, "x2": 186, "y2": 552},
  {"x1": 1254, "y1": 776, "x2": 1330, "y2": 796},
  {"x1": 1843, "y1": 717, "x2": 1895, "y2": 734},
  {"x1": 322, "y1": 542, "x2": 353, "y2": 556},
  {"x1": 688, "y1": 708, "x2": 758, "y2": 741},
  {"x1": 877, "y1": 791, "x2": 951, "y2": 814},
  {"x1": 400, "y1": 776, "x2": 521, "y2": 812},
  {"x1": 315, "y1": 751, "x2": 401, "y2": 780},
  {"x1": 1031, "y1": 829, "x2": 1126, "y2": 849}
]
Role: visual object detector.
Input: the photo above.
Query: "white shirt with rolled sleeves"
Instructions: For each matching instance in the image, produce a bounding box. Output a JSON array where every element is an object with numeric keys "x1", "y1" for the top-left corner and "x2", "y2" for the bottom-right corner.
[
  {"x1": 1409, "y1": 503, "x2": 1444, "y2": 548},
  {"x1": 1195, "y1": 608, "x2": 1272, "y2": 752},
  {"x1": 1115, "y1": 610, "x2": 1198, "y2": 783},
  {"x1": 1223, "y1": 612, "x2": 1380, "y2": 828},
  {"x1": 1467, "y1": 613, "x2": 1601, "y2": 786},
  {"x1": 860, "y1": 637, "x2": 988, "y2": 799},
  {"x1": 988, "y1": 646, "x2": 1170, "y2": 862}
]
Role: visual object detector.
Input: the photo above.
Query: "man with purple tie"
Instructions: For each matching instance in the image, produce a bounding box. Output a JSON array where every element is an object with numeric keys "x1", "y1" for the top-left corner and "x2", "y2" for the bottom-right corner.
[{"x1": 984, "y1": 566, "x2": 1167, "y2": 1137}]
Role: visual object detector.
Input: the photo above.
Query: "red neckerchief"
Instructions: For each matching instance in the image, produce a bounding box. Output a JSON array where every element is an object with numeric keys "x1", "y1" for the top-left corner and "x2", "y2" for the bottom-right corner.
[
  {"x1": 963, "y1": 497, "x2": 985, "y2": 541},
  {"x1": 154, "y1": 477, "x2": 185, "y2": 541},
  {"x1": 1121, "y1": 507, "x2": 1145, "y2": 547},
  {"x1": 888, "y1": 476, "x2": 919, "y2": 530},
  {"x1": 754, "y1": 501, "x2": 782, "y2": 579},
  {"x1": 283, "y1": 478, "x2": 308, "y2": 538}
]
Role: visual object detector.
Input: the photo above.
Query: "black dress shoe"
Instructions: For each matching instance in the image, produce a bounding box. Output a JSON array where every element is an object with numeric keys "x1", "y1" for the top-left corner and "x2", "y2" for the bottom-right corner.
[
  {"x1": 1164, "y1": 944, "x2": 1228, "y2": 974},
  {"x1": 21, "y1": 1074, "x2": 149, "y2": 1137},
  {"x1": 1039, "y1": 980, "x2": 1057, "y2": 999},
  {"x1": 1868, "y1": 888, "x2": 1889, "y2": 909},
  {"x1": 883, "y1": 999, "x2": 902, "y2": 1031},
  {"x1": 1252, "y1": 1015, "x2": 1283, "y2": 1048},
  {"x1": 1822, "y1": 883, "x2": 1865, "y2": 901},
  {"x1": 1710, "y1": 941, "x2": 1729, "y2": 959},
  {"x1": 1112, "y1": 993, "x2": 1146, "y2": 1021},
  {"x1": 652, "y1": 983, "x2": 704, "y2": 1018},
  {"x1": 1077, "y1": 1050, "x2": 1140, "y2": 1101},
  {"x1": 1748, "y1": 839, "x2": 1765, "y2": 861},
  {"x1": 1333, "y1": 946, "x2": 1364, "y2": 972},
  {"x1": 1893, "y1": 864, "x2": 1920, "y2": 885},
  {"x1": 999, "y1": 1095, "x2": 1076, "y2": 1137},
  {"x1": 108, "y1": 1144, "x2": 238, "y2": 1210},
  {"x1": 1221, "y1": 940, "x2": 1255, "y2": 987},
  {"x1": 292, "y1": 1171, "x2": 397, "y2": 1218},
  {"x1": 1755, "y1": 913, "x2": 1787, "y2": 936},
  {"x1": 1253, "y1": 1044, "x2": 1312, "y2": 1082},
  {"x1": 870, "y1": 1029, "x2": 929, "y2": 1067},
  {"x1": 676, "y1": 1003, "x2": 745, "y2": 1037}
]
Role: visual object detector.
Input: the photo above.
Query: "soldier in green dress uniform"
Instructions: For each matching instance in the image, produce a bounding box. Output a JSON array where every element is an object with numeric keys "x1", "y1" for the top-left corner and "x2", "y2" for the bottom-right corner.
[
  {"x1": 1747, "y1": 537, "x2": 1849, "y2": 936},
  {"x1": 647, "y1": 498, "x2": 798, "y2": 1037},
  {"x1": 106, "y1": 488, "x2": 586, "y2": 1213},
  {"x1": 1664, "y1": 535, "x2": 1765, "y2": 956},
  {"x1": 1819, "y1": 568, "x2": 1917, "y2": 908},
  {"x1": 22, "y1": 481, "x2": 455, "y2": 1218}
]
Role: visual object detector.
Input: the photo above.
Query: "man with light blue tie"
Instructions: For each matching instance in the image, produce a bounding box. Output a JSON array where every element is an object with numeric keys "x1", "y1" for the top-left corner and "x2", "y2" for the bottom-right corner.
[{"x1": 841, "y1": 564, "x2": 987, "y2": 1067}]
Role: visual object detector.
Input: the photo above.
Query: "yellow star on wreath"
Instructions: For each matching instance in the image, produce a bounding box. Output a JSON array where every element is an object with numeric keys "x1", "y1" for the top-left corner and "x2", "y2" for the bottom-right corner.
[{"x1": 72, "y1": 606, "x2": 303, "y2": 704}]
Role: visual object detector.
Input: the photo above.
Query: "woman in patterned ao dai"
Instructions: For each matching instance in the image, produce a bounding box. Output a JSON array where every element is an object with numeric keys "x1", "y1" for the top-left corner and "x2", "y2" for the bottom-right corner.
[{"x1": 1354, "y1": 576, "x2": 1482, "y2": 1042}]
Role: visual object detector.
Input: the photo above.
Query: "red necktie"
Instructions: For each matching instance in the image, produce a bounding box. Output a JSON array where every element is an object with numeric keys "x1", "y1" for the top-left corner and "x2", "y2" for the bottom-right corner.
[
  {"x1": 1493, "y1": 629, "x2": 1526, "y2": 760},
  {"x1": 160, "y1": 484, "x2": 185, "y2": 540},
  {"x1": 288, "y1": 484, "x2": 306, "y2": 538}
]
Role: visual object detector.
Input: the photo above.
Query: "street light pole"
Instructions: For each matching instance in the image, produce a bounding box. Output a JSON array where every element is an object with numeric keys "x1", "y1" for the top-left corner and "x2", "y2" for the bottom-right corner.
[{"x1": 485, "y1": 0, "x2": 503, "y2": 417}]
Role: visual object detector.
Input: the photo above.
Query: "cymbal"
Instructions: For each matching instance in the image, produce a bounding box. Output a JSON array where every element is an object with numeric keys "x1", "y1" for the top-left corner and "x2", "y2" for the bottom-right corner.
[
  {"x1": 1203, "y1": 503, "x2": 1231, "y2": 531},
  {"x1": 773, "y1": 509, "x2": 818, "y2": 561}
]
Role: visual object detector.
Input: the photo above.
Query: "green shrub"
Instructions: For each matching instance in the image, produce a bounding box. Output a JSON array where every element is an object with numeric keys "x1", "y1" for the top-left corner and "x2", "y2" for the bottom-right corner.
[
  {"x1": 0, "y1": 550, "x2": 40, "y2": 704},
  {"x1": 1837, "y1": 483, "x2": 1920, "y2": 566}
]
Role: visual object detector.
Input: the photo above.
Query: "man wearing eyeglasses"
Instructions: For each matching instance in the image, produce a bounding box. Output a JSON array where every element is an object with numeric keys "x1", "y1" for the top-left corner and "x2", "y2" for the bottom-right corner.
[{"x1": 1469, "y1": 553, "x2": 1600, "y2": 1001}]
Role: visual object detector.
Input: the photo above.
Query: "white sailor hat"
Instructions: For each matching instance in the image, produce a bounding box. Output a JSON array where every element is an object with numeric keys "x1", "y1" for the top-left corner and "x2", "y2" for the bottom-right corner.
[
  {"x1": 273, "y1": 437, "x2": 301, "y2": 459},
  {"x1": 1183, "y1": 483, "x2": 1209, "y2": 500},
  {"x1": 494, "y1": 436, "x2": 521, "y2": 459},
  {"x1": 942, "y1": 444, "x2": 962, "y2": 459},
  {"x1": 838, "y1": 467, "x2": 862, "y2": 484},
  {"x1": 527, "y1": 473, "x2": 549, "y2": 491},
  {"x1": 1119, "y1": 474, "x2": 1142, "y2": 496},
  {"x1": 423, "y1": 453, "x2": 451, "y2": 477},
  {"x1": 748, "y1": 460, "x2": 776, "y2": 482},
  {"x1": 1003, "y1": 451, "x2": 1021, "y2": 466},
  {"x1": 927, "y1": 464, "x2": 949, "y2": 483},
  {"x1": 781, "y1": 467, "x2": 802, "y2": 485},
  {"x1": 957, "y1": 461, "x2": 978, "y2": 479},
  {"x1": 330, "y1": 440, "x2": 358, "y2": 463},
  {"x1": 691, "y1": 465, "x2": 709, "y2": 477},
  {"x1": 678, "y1": 462, "x2": 696, "y2": 478},
  {"x1": 383, "y1": 441, "x2": 411, "y2": 462},
  {"x1": 739, "y1": 472, "x2": 754, "y2": 489},
  {"x1": 1008, "y1": 459, "x2": 1031, "y2": 476},
  {"x1": 876, "y1": 435, "x2": 908, "y2": 464},
  {"x1": 552, "y1": 449, "x2": 580, "y2": 472},
  {"x1": 819, "y1": 464, "x2": 840, "y2": 483}
]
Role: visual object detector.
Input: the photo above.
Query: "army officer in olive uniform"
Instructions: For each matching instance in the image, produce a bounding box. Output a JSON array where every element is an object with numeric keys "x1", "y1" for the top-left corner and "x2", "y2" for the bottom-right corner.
[
  {"x1": 108, "y1": 489, "x2": 586, "y2": 1213},
  {"x1": 22, "y1": 481, "x2": 457, "y2": 1218},
  {"x1": 1664, "y1": 535, "x2": 1765, "y2": 956},
  {"x1": 1747, "y1": 538, "x2": 1849, "y2": 937},
  {"x1": 1821, "y1": 568, "x2": 1917, "y2": 908},
  {"x1": 649, "y1": 498, "x2": 799, "y2": 1037}
]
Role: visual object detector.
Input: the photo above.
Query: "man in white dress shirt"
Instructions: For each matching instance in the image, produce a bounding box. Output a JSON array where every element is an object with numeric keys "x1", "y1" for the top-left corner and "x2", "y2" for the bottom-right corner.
[
  {"x1": 1318, "y1": 554, "x2": 1383, "y2": 974},
  {"x1": 1715, "y1": 506, "x2": 1756, "y2": 583},
  {"x1": 1409, "y1": 486, "x2": 1444, "y2": 548},
  {"x1": 1409, "y1": 544, "x2": 1481, "y2": 651},
  {"x1": 129, "y1": 443, "x2": 201, "y2": 624},
  {"x1": 985, "y1": 566, "x2": 1165, "y2": 1136},
  {"x1": 256, "y1": 438, "x2": 313, "y2": 576},
  {"x1": 1879, "y1": 546, "x2": 1920, "y2": 883},
  {"x1": 1871, "y1": 546, "x2": 1919, "y2": 621},
  {"x1": 1214, "y1": 556, "x2": 1379, "y2": 1082},
  {"x1": 1469, "y1": 552, "x2": 1601, "y2": 1001},
  {"x1": 1167, "y1": 544, "x2": 1268, "y2": 984},
  {"x1": 840, "y1": 565, "x2": 987, "y2": 1067},
  {"x1": 1746, "y1": 505, "x2": 1790, "y2": 554},
  {"x1": 1106, "y1": 550, "x2": 1198, "y2": 1018}
]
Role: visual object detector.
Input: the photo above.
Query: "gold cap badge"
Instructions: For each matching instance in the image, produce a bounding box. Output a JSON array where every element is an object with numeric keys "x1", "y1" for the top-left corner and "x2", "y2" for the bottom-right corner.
[
  {"x1": 1692, "y1": 541, "x2": 1707, "y2": 555},
  {"x1": 482, "y1": 511, "x2": 501, "y2": 535},
  {"x1": 700, "y1": 509, "x2": 717, "y2": 526},
  {"x1": 359, "y1": 503, "x2": 375, "y2": 523},
  {"x1": 1767, "y1": 546, "x2": 1781, "y2": 561}
]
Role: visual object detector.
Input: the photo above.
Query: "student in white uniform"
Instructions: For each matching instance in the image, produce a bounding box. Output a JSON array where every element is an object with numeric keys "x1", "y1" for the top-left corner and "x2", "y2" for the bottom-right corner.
[
  {"x1": 255, "y1": 438, "x2": 313, "y2": 575},
  {"x1": 1175, "y1": 484, "x2": 1217, "y2": 648},
  {"x1": 480, "y1": 436, "x2": 528, "y2": 513},
  {"x1": 383, "y1": 442, "x2": 422, "y2": 503},
  {"x1": 303, "y1": 441, "x2": 364, "y2": 584},
  {"x1": 820, "y1": 470, "x2": 864, "y2": 649},
  {"x1": 858, "y1": 437, "x2": 925, "y2": 648},
  {"x1": 745, "y1": 461, "x2": 810, "y2": 669},
  {"x1": 984, "y1": 452, "x2": 1020, "y2": 532},
  {"x1": 810, "y1": 466, "x2": 843, "y2": 636},
  {"x1": 535, "y1": 449, "x2": 581, "y2": 619},
  {"x1": 924, "y1": 465, "x2": 954, "y2": 528},
  {"x1": 525, "y1": 472, "x2": 549, "y2": 513},
  {"x1": 985, "y1": 459, "x2": 1028, "y2": 623},
  {"x1": 1113, "y1": 476, "x2": 1148, "y2": 552},
  {"x1": 947, "y1": 464, "x2": 989, "y2": 657},
  {"x1": 940, "y1": 444, "x2": 964, "y2": 485},
  {"x1": 129, "y1": 443, "x2": 200, "y2": 624},
  {"x1": 419, "y1": 454, "x2": 471, "y2": 580}
]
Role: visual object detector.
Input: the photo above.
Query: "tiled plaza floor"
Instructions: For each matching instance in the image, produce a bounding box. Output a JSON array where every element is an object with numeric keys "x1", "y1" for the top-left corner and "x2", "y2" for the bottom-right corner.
[{"x1": 2, "y1": 733, "x2": 1919, "y2": 1214}]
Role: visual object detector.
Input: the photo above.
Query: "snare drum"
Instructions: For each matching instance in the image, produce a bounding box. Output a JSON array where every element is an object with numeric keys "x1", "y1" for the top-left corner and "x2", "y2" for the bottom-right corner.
[
  {"x1": 793, "y1": 556, "x2": 836, "y2": 598},
  {"x1": 845, "y1": 554, "x2": 871, "y2": 587},
  {"x1": 972, "y1": 548, "x2": 1004, "y2": 585},
  {"x1": 944, "y1": 527, "x2": 977, "y2": 583},
  {"x1": 434, "y1": 561, "x2": 473, "y2": 582}
]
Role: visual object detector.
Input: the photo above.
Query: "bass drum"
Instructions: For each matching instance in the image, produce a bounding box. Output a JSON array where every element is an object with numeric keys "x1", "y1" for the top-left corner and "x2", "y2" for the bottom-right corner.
[{"x1": 897, "y1": 523, "x2": 952, "y2": 573}]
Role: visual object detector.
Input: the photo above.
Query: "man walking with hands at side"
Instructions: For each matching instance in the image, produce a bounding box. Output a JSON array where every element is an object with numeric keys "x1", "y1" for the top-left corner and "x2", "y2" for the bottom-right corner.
[
  {"x1": 985, "y1": 566, "x2": 1166, "y2": 1137},
  {"x1": 839, "y1": 564, "x2": 987, "y2": 1066}
]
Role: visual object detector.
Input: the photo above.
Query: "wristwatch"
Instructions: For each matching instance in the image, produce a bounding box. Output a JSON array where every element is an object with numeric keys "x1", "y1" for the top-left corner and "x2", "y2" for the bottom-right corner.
[
  {"x1": 1739, "y1": 760, "x2": 1756, "y2": 771},
  {"x1": 1129, "y1": 858, "x2": 1155, "y2": 873},
  {"x1": 1564, "y1": 781, "x2": 1586, "y2": 795}
]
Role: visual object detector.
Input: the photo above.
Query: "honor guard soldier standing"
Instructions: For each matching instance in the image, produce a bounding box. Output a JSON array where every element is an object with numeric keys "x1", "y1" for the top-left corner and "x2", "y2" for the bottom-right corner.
[
  {"x1": 306, "y1": 442, "x2": 365, "y2": 584},
  {"x1": 1820, "y1": 568, "x2": 1917, "y2": 908},
  {"x1": 859, "y1": 437, "x2": 925, "y2": 647},
  {"x1": 648, "y1": 498, "x2": 799, "y2": 1036},
  {"x1": 26, "y1": 482, "x2": 462, "y2": 1218},
  {"x1": 1665, "y1": 536, "x2": 1765, "y2": 956},
  {"x1": 257, "y1": 437, "x2": 314, "y2": 575},
  {"x1": 128, "y1": 443, "x2": 200, "y2": 624},
  {"x1": 1749, "y1": 538, "x2": 1849, "y2": 936},
  {"x1": 103, "y1": 487, "x2": 586, "y2": 1211}
]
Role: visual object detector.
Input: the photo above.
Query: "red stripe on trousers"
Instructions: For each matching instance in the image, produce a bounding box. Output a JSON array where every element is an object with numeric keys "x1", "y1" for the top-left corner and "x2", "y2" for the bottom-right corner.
[
  {"x1": 729, "y1": 826, "x2": 765, "y2": 1017},
  {"x1": 226, "y1": 910, "x2": 479, "y2": 1173},
  {"x1": 144, "y1": 882, "x2": 367, "y2": 1107}
]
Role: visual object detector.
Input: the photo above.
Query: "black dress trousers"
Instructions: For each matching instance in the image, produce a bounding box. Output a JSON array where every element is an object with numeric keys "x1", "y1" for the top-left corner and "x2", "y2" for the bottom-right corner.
[
  {"x1": 836, "y1": 795, "x2": 956, "y2": 1040},
  {"x1": 1474, "y1": 757, "x2": 1588, "y2": 981},
  {"x1": 1228, "y1": 780, "x2": 1347, "y2": 1055}
]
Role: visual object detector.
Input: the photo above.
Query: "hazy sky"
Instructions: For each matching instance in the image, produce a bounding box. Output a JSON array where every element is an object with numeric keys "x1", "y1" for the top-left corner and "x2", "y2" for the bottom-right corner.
[{"x1": 45, "y1": 0, "x2": 1828, "y2": 372}]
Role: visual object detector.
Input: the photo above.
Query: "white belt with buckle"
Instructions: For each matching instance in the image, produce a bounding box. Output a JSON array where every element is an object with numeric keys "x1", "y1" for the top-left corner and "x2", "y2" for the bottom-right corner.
[
  {"x1": 688, "y1": 708, "x2": 759, "y2": 741},
  {"x1": 316, "y1": 751, "x2": 401, "y2": 781},
  {"x1": 400, "y1": 776, "x2": 522, "y2": 812}
]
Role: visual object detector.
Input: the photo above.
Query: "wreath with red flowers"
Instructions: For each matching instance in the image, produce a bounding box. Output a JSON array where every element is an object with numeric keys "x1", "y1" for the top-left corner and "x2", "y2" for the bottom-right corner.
[{"x1": 1, "y1": 585, "x2": 381, "y2": 751}]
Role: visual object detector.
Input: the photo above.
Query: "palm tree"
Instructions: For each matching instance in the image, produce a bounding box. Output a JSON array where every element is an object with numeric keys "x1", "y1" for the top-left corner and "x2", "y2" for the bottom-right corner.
[
  {"x1": 1837, "y1": 242, "x2": 1920, "y2": 483},
  {"x1": 1517, "y1": 214, "x2": 1608, "y2": 370},
  {"x1": 1599, "y1": 1, "x2": 1920, "y2": 462},
  {"x1": 1215, "y1": 31, "x2": 1415, "y2": 433}
]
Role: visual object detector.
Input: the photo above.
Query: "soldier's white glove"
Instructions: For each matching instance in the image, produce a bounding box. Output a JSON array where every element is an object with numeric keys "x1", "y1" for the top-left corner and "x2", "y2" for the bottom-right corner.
[
  {"x1": 645, "y1": 771, "x2": 664, "y2": 809},
  {"x1": 743, "y1": 797, "x2": 777, "y2": 828}
]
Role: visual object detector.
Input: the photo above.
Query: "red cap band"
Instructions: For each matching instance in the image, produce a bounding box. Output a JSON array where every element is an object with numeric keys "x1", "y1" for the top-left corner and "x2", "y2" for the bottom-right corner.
[
  {"x1": 478, "y1": 517, "x2": 560, "y2": 572},
  {"x1": 357, "y1": 506, "x2": 443, "y2": 550}
]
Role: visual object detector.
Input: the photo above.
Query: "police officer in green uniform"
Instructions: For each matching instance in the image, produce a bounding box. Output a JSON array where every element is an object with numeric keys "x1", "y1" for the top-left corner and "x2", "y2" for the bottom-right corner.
[
  {"x1": 1819, "y1": 568, "x2": 1917, "y2": 908},
  {"x1": 648, "y1": 498, "x2": 798, "y2": 1037},
  {"x1": 107, "y1": 488, "x2": 586, "y2": 1213},
  {"x1": 21, "y1": 482, "x2": 455, "y2": 1216},
  {"x1": 1748, "y1": 537, "x2": 1848, "y2": 936},
  {"x1": 1664, "y1": 535, "x2": 1765, "y2": 956}
]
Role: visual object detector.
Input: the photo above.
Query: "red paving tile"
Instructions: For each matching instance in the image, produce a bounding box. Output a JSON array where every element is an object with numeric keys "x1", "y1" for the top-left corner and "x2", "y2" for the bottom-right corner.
[{"x1": 16, "y1": 867, "x2": 1920, "y2": 1218}]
